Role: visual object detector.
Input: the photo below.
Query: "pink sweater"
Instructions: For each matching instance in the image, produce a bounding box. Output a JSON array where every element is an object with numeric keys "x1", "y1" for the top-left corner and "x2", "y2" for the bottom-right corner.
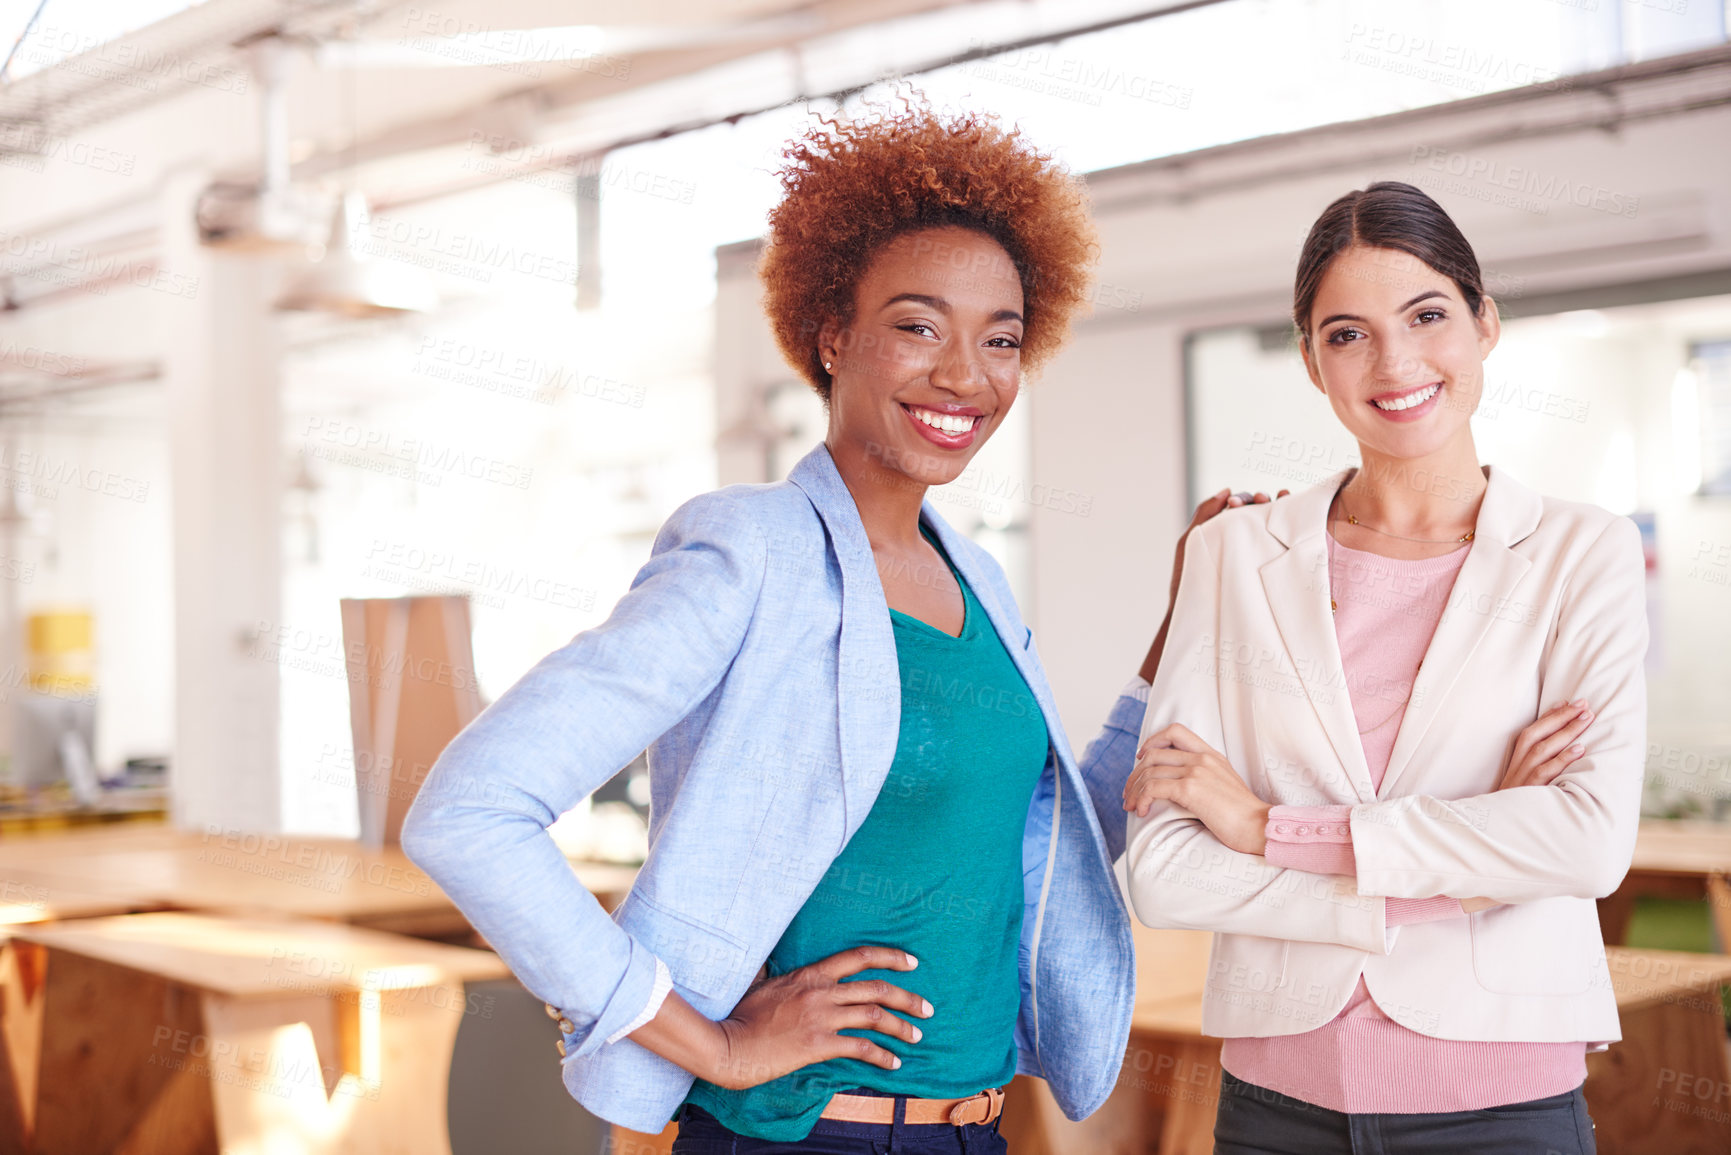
[{"x1": 1219, "y1": 534, "x2": 1586, "y2": 1113}]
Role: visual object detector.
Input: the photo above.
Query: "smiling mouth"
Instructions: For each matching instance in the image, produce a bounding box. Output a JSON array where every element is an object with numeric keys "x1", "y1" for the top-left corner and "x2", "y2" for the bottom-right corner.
[
  {"x1": 1372, "y1": 383, "x2": 1441, "y2": 412},
  {"x1": 902, "y1": 403, "x2": 982, "y2": 435}
]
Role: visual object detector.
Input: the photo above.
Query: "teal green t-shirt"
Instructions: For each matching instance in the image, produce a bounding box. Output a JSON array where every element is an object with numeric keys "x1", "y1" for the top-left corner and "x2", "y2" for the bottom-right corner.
[{"x1": 685, "y1": 529, "x2": 1050, "y2": 1141}]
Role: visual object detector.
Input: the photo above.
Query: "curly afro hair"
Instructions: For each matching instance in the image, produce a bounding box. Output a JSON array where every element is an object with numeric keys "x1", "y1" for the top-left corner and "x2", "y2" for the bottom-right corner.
[{"x1": 759, "y1": 100, "x2": 1098, "y2": 401}]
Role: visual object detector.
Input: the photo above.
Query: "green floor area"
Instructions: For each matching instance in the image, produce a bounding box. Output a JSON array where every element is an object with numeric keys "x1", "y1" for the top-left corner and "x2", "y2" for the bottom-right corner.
[
  {"x1": 1626, "y1": 897, "x2": 1720, "y2": 954},
  {"x1": 1625, "y1": 897, "x2": 1731, "y2": 1022}
]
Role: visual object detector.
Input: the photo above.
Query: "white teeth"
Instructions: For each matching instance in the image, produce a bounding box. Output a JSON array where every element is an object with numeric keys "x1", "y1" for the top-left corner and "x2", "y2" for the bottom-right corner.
[
  {"x1": 1374, "y1": 384, "x2": 1441, "y2": 412},
  {"x1": 910, "y1": 407, "x2": 976, "y2": 435}
]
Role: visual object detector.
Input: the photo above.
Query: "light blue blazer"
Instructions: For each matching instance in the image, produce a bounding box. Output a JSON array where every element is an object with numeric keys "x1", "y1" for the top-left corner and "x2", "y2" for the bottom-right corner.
[{"x1": 401, "y1": 443, "x2": 1143, "y2": 1132}]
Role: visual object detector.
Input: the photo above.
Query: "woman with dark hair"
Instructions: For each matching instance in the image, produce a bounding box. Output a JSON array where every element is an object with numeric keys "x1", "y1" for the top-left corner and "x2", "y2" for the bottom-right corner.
[
  {"x1": 402, "y1": 102, "x2": 1259, "y2": 1154},
  {"x1": 1122, "y1": 181, "x2": 1645, "y2": 1153}
]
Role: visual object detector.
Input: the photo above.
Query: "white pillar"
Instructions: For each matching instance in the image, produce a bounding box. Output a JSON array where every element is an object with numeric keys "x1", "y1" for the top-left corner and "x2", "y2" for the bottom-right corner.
[{"x1": 161, "y1": 169, "x2": 284, "y2": 834}]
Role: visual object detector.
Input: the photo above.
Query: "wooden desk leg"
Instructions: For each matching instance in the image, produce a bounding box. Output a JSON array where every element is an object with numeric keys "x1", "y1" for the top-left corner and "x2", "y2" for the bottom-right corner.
[
  {"x1": 1598, "y1": 888, "x2": 1637, "y2": 946},
  {"x1": 32, "y1": 948, "x2": 218, "y2": 1154},
  {"x1": 1705, "y1": 875, "x2": 1731, "y2": 952},
  {"x1": 1152, "y1": 1038, "x2": 1223, "y2": 1155},
  {"x1": 609, "y1": 1120, "x2": 677, "y2": 1154},
  {"x1": 201, "y1": 985, "x2": 469, "y2": 1155},
  {"x1": 1585, "y1": 983, "x2": 1731, "y2": 1155},
  {"x1": 0, "y1": 940, "x2": 46, "y2": 1152}
]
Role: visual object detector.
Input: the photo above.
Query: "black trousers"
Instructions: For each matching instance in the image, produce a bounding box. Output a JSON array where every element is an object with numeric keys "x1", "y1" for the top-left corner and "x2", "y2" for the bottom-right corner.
[{"x1": 1213, "y1": 1070, "x2": 1597, "y2": 1155}]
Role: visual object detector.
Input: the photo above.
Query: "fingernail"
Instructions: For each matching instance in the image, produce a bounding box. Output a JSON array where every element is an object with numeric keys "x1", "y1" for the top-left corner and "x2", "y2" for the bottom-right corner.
[
  {"x1": 921, "y1": 998, "x2": 934, "y2": 1017},
  {"x1": 910, "y1": 1026, "x2": 922, "y2": 1042},
  {"x1": 904, "y1": 952, "x2": 918, "y2": 969},
  {"x1": 1581, "y1": 710, "x2": 1594, "y2": 721},
  {"x1": 892, "y1": 1056, "x2": 902, "y2": 1069},
  {"x1": 1570, "y1": 744, "x2": 1584, "y2": 754},
  {"x1": 1571, "y1": 699, "x2": 1587, "y2": 707}
]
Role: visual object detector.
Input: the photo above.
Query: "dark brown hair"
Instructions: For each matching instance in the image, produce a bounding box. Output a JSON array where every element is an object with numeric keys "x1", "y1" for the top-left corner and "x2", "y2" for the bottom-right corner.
[
  {"x1": 1293, "y1": 181, "x2": 1486, "y2": 345},
  {"x1": 760, "y1": 100, "x2": 1097, "y2": 401}
]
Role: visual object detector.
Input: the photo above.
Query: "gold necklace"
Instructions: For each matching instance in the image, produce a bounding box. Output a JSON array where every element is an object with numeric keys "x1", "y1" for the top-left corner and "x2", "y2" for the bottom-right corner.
[
  {"x1": 1327, "y1": 495, "x2": 1473, "y2": 615},
  {"x1": 1335, "y1": 493, "x2": 1475, "y2": 545}
]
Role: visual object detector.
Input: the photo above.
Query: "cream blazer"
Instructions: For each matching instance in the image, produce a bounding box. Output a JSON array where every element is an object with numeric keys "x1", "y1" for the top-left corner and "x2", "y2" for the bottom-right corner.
[{"x1": 1125, "y1": 465, "x2": 1647, "y2": 1044}]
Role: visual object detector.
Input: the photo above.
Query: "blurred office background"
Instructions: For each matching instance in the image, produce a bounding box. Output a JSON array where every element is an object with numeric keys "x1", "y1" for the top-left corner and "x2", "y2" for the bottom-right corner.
[
  {"x1": 2, "y1": 2, "x2": 1730, "y2": 1152},
  {"x1": 1, "y1": 0, "x2": 1727, "y2": 836}
]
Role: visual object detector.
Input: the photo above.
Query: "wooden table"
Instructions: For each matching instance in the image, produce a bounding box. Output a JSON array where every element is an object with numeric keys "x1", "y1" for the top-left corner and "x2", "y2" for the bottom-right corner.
[
  {"x1": 1587, "y1": 947, "x2": 1731, "y2": 1154},
  {"x1": 958, "y1": 931, "x2": 1731, "y2": 1155},
  {"x1": 1, "y1": 911, "x2": 512, "y2": 1154},
  {"x1": 0, "y1": 822, "x2": 638, "y2": 939},
  {"x1": 1600, "y1": 819, "x2": 1731, "y2": 946}
]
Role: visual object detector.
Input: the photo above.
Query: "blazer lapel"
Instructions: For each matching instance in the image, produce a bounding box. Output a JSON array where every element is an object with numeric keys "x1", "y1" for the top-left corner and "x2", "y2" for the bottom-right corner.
[
  {"x1": 787, "y1": 444, "x2": 900, "y2": 841},
  {"x1": 1259, "y1": 493, "x2": 1377, "y2": 804},
  {"x1": 921, "y1": 506, "x2": 1054, "y2": 732},
  {"x1": 1377, "y1": 467, "x2": 1541, "y2": 797}
]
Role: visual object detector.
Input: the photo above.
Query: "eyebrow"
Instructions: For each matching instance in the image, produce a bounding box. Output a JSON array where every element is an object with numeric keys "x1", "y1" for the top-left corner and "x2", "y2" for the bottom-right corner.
[
  {"x1": 881, "y1": 293, "x2": 1023, "y2": 324},
  {"x1": 1317, "y1": 290, "x2": 1450, "y2": 330}
]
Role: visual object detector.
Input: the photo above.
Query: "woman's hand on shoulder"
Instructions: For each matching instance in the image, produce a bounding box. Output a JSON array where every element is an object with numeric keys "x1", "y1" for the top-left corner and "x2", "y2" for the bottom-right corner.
[
  {"x1": 1165, "y1": 488, "x2": 1289, "y2": 609},
  {"x1": 1123, "y1": 723, "x2": 1272, "y2": 855},
  {"x1": 706, "y1": 946, "x2": 933, "y2": 1090},
  {"x1": 1138, "y1": 487, "x2": 1289, "y2": 685}
]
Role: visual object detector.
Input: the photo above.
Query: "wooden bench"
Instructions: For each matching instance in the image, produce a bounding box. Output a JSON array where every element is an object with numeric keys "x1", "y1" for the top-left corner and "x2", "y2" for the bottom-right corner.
[{"x1": 1, "y1": 911, "x2": 512, "y2": 1154}]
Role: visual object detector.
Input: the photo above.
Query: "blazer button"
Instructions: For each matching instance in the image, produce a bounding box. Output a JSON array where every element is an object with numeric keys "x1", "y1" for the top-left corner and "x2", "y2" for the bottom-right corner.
[
  {"x1": 1296, "y1": 826, "x2": 1311, "y2": 835},
  {"x1": 558, "y1": 1018, "x2": 575, "y2": 1033},
  {"x1": 1275, "y1": 824, "x2": 1291, "y2": 835},
  {"x1": 544, "y1": 1003, "x2": 563, "y2": 1021},
  {"x1": 555, "y1": 1039, "x2": 567, "y2": 1058}
]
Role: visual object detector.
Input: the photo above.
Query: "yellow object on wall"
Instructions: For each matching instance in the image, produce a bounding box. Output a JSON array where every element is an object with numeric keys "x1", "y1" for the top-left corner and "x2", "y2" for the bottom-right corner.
[{"x1": 26, "y1": 608, "x2": 94, "y2": 693}]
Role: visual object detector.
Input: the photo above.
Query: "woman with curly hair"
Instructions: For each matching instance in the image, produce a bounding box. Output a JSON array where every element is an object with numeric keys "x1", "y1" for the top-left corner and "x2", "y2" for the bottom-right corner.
[{"x1": 402, "y1": 101, "x2": 1233, "y2": 1153}]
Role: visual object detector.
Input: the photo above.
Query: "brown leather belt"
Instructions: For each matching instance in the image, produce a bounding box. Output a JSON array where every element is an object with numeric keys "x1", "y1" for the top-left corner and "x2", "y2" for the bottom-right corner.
[{"x1": 819, "y1": 1086, "x2": 1005, "y2": 1126}]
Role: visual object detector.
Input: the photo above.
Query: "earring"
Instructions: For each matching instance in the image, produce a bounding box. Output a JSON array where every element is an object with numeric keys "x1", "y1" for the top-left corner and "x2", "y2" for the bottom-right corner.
[{"x1": 823, "y1": 361, "x2": 833, "y2": 372}]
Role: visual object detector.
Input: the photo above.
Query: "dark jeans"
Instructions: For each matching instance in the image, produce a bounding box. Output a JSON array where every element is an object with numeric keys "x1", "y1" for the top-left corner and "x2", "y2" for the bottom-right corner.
[
  {"x1": 1214, "y1": 1070, "x2": 1597, "y2": 1154},
  {"x1": 670, "y1": 1094, "x2": 1007, "y2": 1155}
]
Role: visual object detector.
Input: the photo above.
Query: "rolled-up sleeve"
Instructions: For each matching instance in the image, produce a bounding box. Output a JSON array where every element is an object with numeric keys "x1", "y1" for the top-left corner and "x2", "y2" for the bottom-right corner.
[
  {"x1": 1077, "y1": 677, "x2": 1152, "y2": 863},
  {"x1": 400, "y1": 492, "x2": 767, "y2": 1058}
]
